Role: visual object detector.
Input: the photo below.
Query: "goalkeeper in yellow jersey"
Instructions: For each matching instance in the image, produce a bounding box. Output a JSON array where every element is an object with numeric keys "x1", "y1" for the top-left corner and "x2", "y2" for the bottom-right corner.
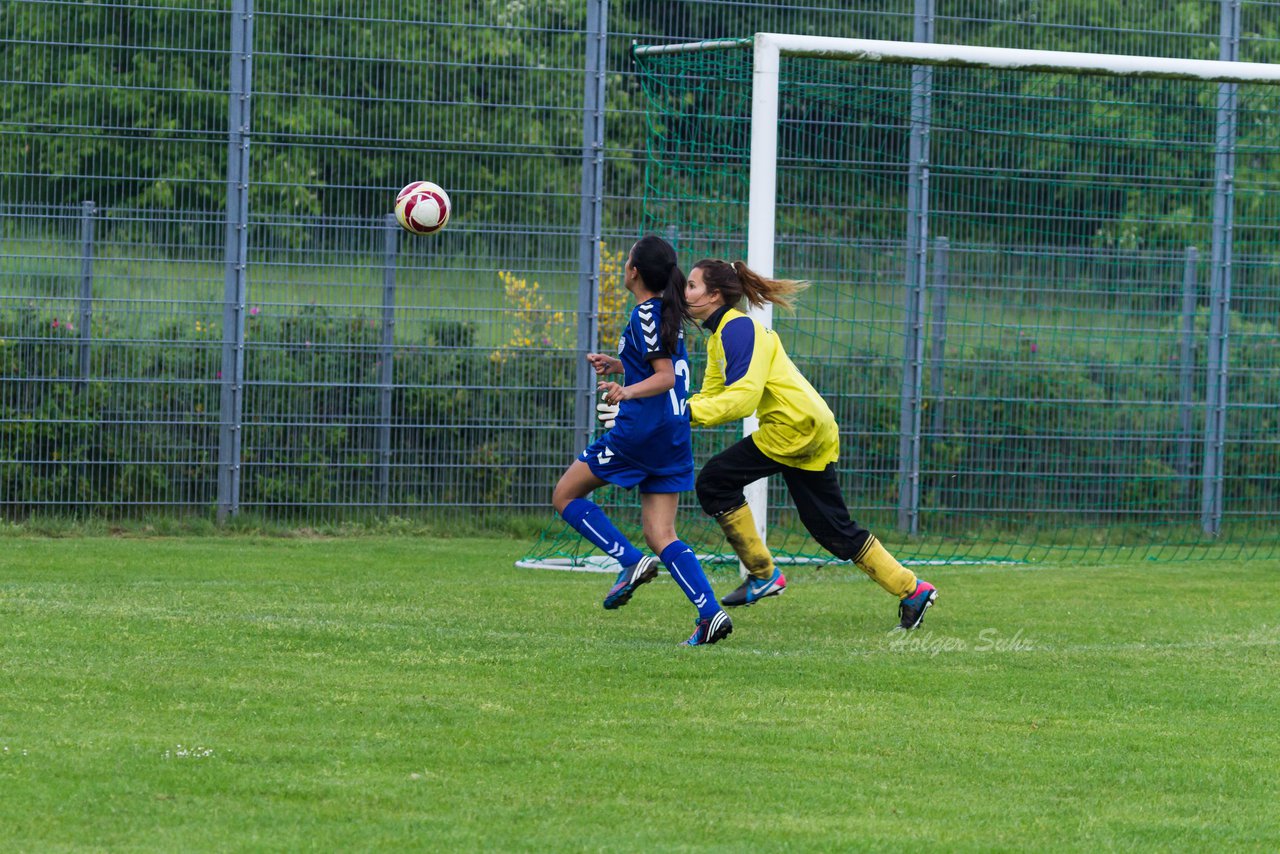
[{"x1": 681, "y1": 259, "x2": 937, "y2": 630}]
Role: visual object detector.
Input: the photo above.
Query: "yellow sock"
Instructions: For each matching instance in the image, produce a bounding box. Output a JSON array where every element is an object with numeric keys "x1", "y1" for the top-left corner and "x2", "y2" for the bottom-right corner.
[
  {"x1": 853, "y1": 536, "x2": 918, "y2": 599},
  {"x1": 716, "y1": 504, "x2": 775, "y2": 581}
]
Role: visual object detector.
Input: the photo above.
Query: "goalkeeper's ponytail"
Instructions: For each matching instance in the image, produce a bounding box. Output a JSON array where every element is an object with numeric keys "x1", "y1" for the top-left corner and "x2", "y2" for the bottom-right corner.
[
  {"x1": 630, "y1": 234, "x2": 691, "y2": 354},
  {"x1": 692, "y1": 259, "x2": 808, "y2": 312}
]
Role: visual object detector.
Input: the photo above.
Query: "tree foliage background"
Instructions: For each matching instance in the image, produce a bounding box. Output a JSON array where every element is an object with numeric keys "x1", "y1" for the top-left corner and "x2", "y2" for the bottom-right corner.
[{"x1": 3, "y1": 0, "x2": 1277, "y2": 248}]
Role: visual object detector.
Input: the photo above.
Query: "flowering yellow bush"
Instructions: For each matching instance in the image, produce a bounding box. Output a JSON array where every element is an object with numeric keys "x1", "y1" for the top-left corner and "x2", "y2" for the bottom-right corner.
[
  {"x1": 596, "y1": 241, "x2": 629, "y2": 352},
  {"x1": 491, "y1": 241, "x2": 631, "y2": 364},
  {"x1": 490, "y1": 270, "x2": 569, "y2": 364}
]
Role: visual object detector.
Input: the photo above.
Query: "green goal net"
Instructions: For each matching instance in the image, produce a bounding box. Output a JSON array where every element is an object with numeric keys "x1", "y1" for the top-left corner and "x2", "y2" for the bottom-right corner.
[{"x1": 519, "y1": 36, "x2": 1280, "y2": 571}]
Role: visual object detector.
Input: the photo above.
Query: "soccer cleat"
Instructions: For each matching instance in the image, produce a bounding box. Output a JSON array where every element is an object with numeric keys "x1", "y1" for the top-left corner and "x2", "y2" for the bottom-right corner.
[
  {"x1": 602, "y1": 555, "x2": 659, "y2": 610},
  {"x1": 720, "y1": 568, "x2": 787, "y2": 608},
  {"x1": 896, "y1": 580, "x2": 937, "y2": 630},
  {"x1": 682, "y1": 610, "x2": 733, "y2": 646}
]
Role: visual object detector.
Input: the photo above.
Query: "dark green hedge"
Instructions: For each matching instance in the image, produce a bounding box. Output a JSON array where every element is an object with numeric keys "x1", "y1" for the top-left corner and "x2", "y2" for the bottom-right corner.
[{"x1": 3, "y1": 304, "x2": 1275, "y2": 521}]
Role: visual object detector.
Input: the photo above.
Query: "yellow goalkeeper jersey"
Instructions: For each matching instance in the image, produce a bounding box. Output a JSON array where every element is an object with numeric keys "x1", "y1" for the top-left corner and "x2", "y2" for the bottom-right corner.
[{"x1": 687, "y1": 306, "x2": 839, "y2": 471}]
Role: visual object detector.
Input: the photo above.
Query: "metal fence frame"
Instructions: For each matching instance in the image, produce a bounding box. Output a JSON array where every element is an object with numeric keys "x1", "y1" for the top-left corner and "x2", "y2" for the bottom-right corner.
[{"x1": 2, "y1": 0, "x2": 1277, "y2": 547}]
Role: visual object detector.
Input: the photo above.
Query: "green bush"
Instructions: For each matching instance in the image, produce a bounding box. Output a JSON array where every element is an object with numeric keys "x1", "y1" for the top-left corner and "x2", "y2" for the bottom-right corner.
[
  {"x1": 3, "y1": 304, "x2": 1275, "y2": 521},
  {"x1": 2, "y1": 308, "x2": 577, "y2": 516}
]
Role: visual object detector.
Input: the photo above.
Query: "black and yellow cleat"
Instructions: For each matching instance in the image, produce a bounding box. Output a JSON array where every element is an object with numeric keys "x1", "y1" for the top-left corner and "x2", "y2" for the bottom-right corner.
[
  {"x1": 896, "y1": 580, "x2": 937, "y2": 630},
  {"x1": 720, "y1": 568, "x2": 787, "y2": 607}
]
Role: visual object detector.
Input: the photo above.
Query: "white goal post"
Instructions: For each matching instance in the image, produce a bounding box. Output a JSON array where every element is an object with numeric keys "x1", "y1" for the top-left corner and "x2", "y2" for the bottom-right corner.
[{"x1": 632, "y1": 33, "x2": 1280, "y2": 551}]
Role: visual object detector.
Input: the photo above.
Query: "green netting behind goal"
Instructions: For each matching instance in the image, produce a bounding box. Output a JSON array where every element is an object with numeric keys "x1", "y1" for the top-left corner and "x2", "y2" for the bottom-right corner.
[{"x1": 520, "y1": 39, "x2": 1279, "y2": 571}]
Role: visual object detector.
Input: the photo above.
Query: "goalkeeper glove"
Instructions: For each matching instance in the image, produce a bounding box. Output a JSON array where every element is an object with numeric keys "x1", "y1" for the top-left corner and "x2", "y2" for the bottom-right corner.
[{"x1": 596, "y1": 399, "x2": 618, "y2": 430}]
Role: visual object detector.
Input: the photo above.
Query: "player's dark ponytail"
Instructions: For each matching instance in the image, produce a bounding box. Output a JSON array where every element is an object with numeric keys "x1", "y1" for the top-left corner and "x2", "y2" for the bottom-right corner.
[{"x1": 629, "y1": 234, "x2": 691, "y2": 354}]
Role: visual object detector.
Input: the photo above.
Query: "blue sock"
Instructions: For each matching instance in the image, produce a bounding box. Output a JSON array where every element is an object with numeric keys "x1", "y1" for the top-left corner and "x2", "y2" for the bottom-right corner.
[
  {"x1": 560, "y1": 498, "x2": 644, "y2": 568},
  {"x1": 660, "y1": 540, "x2": 719, "y2": 619}
]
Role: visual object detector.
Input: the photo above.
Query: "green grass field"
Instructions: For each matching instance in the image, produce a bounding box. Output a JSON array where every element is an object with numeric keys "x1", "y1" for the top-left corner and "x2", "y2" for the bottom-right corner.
[{"x1": 1, "y1": 536, "x2": 1277, "y2": 851}]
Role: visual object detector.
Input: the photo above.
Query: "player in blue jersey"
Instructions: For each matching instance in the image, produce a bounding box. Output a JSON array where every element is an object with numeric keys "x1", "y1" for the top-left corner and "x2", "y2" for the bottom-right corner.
[{"x1": 551, "y1": 235, "x2": 732, "y2": 647}]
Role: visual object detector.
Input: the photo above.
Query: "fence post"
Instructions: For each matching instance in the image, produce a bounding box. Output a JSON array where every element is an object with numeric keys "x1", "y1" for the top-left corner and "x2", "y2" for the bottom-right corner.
[
  {"x1": 218, "y1": 0, "x2": 254, "y2": 524},
  {"x1": 378, "y1": 213, "x2": 398, "y2": 506},
  {"x1": 928, "y1": 236, "x2": 949, "y2": 438},
  {"x1": 77, "y1": 200, "x2": 95, "y2": 390},
  {"x1": 898, "y1": 0, "x2": 935, "y2": 535},
  {"x1": 1201, "y1": 0, "x2": 1240, "y2": 536},
  {"x1": 574, "y1": 0, "x2": 608, "y2": 450},
  {"x1": 1177, "y1": 246, "x2": 1198, "y2": 490}
]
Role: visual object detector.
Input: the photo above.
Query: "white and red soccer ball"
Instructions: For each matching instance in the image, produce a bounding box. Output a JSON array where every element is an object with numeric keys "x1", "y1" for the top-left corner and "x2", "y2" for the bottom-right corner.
[{"x1": 394, "y1": 181, "x2": 451, "y2": 235}]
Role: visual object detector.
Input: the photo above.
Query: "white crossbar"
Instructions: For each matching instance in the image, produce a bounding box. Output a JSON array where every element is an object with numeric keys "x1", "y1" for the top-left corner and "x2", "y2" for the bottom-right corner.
[{"x1": 635, "y1": 33, "x2": 1280, "y2": 85}]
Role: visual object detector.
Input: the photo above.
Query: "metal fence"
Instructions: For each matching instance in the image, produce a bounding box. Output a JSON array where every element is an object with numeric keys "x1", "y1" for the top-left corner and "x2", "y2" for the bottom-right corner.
[{"x1": 2, "y1": 1, "x2": 1278, "y2": 543}]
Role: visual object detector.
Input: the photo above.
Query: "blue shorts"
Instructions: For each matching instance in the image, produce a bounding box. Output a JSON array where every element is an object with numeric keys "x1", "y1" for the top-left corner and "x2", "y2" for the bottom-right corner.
[{"x1": 579, "y1": 437, "x2": 694, "y2": 494}]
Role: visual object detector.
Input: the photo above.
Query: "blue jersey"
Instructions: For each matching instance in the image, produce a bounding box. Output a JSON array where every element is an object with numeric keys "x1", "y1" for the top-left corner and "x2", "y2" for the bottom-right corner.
[{"x1": 602, "y1": 297, "x2": 693, "y2": 476}]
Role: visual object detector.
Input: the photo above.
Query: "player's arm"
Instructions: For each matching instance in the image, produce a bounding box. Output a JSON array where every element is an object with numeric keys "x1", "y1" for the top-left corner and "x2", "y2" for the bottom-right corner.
[
  {"x1": 688, "y1": 316, "x2": 766, "y2": 427},
  {"x1": 599, "y1": 356, "x2": 675, "y2": 404},
  {"x1": 586, "y1": 352, "x2": 622, "y2": 376}
]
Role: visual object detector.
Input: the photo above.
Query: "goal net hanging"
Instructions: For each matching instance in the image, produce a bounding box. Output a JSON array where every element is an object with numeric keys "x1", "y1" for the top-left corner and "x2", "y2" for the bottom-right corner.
[{"x1": 519, "y1": 35, "x2": 1280, "y2": 572}]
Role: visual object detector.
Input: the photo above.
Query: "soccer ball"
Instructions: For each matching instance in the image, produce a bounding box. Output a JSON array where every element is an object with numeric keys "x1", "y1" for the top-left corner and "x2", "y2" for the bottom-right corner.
[{"x1": 394, "y1": 181, "x2": 451, "y2": 235}]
